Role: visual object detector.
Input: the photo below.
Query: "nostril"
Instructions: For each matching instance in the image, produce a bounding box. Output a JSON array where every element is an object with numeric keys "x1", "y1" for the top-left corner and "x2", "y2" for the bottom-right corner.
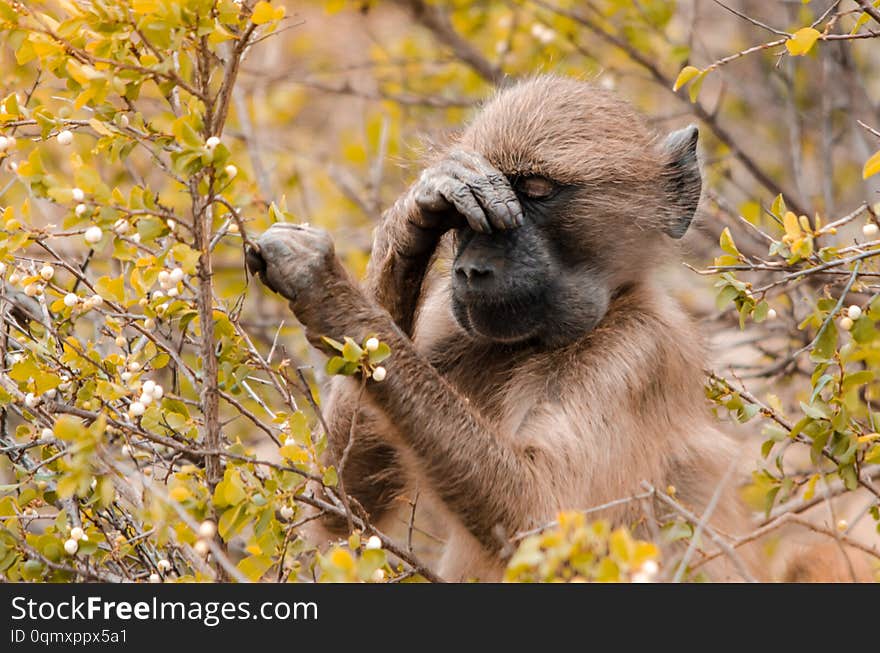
[
  {"x1": 469, "y1": 266, "x2": 492, "y2": 280},
  {"x1": 454, "y1": 261, "x2": 494, "y2": 283}
]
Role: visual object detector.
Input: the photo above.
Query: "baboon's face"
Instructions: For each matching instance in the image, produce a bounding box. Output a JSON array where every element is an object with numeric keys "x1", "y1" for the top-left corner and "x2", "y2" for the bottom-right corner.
[
  {"x1": 450, "y1": 180, "x2": 610, "y2": 348},
  {"x1": 449, "y1": 77, "x2": 701, "y2": 348}
]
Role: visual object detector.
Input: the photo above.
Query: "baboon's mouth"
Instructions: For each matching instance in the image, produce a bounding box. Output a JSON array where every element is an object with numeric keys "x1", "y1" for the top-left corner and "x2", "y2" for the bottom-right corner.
[{"x1": 453, "y1": 294, "x2": 544, "y2": 344}]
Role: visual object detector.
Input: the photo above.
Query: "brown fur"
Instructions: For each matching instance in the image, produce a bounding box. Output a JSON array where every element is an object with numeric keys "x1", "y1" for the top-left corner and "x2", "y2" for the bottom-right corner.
[{"x1": 297, "y1": 76, "x2": 754, "y2": 581}]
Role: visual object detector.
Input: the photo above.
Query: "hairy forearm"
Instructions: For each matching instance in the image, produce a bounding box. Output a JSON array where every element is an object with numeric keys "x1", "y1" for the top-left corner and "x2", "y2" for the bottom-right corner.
[
  {"x1": 296, "y1": 280, "x2": 532, "y2": 552},
  {"x1": 363, "y1": 194, "x2": 442, "y2": 336}
]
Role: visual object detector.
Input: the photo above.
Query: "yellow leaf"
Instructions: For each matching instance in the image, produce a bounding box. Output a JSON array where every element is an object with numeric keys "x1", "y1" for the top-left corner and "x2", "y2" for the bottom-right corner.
[
  {"x1": 95, "y1": 275, "x2": 125, "y2": 304},
  {"x1": 783, "y1": 211, "x2": 802, "y2": 239},
  {"x1": 169, "y1": 486, "x2": 190, "y2": 502},
  {"x1": 863, "y1": 149, "x2": 880, "y2": 179},
  {"x1": 132, "y1": 0, "x2": 159, "y2": 14},
  {"x1": 673, "y1": 65, "x2": 701, "y2": 91},
  {"x1": 786, "y1": 27, "x2": 820, "y2": 56},
  {"x1": 328, "y1": 547, "x2": 355, "y2": 571},
  {"x1": 251, "y1": 1, "x2": 284, "y2": 25}
]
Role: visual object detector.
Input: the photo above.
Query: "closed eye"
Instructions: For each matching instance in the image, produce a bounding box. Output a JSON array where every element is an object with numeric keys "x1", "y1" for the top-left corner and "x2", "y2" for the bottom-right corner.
[{"x1": 513, "y1": 175, "x2": 557, "y2": 199}]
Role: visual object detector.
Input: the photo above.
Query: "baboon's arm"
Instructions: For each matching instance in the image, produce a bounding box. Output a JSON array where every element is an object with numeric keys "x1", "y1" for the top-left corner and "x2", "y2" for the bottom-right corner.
[
  {"x1": 306, "y1": 154, "x2": 523, "y2": 533},
  {"x1": 249, "y1": 222, "x2": 536, "y2": 553},
  {"x1": 316, "y1": 187, "x2": 452, "y2": 533}
]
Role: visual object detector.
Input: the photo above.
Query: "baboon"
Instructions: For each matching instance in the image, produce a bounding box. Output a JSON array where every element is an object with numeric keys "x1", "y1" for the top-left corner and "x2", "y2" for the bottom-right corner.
[{"x1": 247, "y1": 75, "x2": 753, "y2": 581}]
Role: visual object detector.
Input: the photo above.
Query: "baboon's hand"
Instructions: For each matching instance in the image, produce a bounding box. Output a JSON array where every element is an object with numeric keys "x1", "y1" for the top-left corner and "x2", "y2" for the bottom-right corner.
[
  {"x1": 410, "y1": 150, "x2": 523, "y2": 235},
  {"x1": 246, "y1": 223, "x2": 338, "y2": 306}
]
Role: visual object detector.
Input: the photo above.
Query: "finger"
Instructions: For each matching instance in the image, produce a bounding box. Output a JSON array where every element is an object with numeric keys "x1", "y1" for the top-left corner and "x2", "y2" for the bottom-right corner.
[
  {"x1": 245, "y1": 245, "x2": 267, "y2": 278},
  {"x1": 413, "y1": 181, "x2": 453, "y2": 214},
  {"x1": 449, "y1": 151, "x2": 522, "y2": 229},
  {"x1": 437, "y1": 178, "x2": 491, "y2": 233},
  {"x1": 470, "y1": 175, "x2": 517, "y2": 230}
]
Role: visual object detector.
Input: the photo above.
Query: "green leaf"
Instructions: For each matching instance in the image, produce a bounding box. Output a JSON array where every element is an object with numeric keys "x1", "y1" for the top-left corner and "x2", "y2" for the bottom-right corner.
[
  {"x1": 800, "y1": 401, "x2": 829, "y2": 420},
  {"x1": 809, "y1": 374, "x2": 834, "y2": 404},
  {"x1": 753, "y1": 301, "x2": 769, "y2": 323},
  {"x1": 810, "y1": 321, "x2": 838, "y2": 363},
  {"x1": 342, "y1": 337, "x2": 363, "y2": 363},
  {"x1": 368, "y1": 342, "x2": 391, "y2": 364},
  {"x1": 322, "y1": 466, "x2": 338, "y2": 487},
  {"x1": 326, "y1": 356, "x2": 347, "y2": 375},
  {"x1": 237, "y1": 554, "x2": 273, "y2": 581},
  {"x1": 839, "y1": 464, "x2": 858, "y2": 491}
]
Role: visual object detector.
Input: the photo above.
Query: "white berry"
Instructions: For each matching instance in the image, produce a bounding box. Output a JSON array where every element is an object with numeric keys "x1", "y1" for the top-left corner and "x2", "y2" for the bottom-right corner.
[
  {"x1": 148, "y1": 573, "x2": 160, "y2": 583},
  {"x1": 283, "y1": 437, "x2": 296, "y2": 448},
  {"x1": 169, "y1": 267, "x2": 184, "y2": 284},
  {"x1": 151, "y1": 384, "x2": 164, "y2": 399},
  {"x1": 279, "y1": 505, "x2": 294, "y2": 520},
  {"x1": 39, "y1": 265, "x2": 54, "y2": 280},
  {"x1": 365, "y1": 535, "x2": 382, "y2": 550},
  {"x1": 128, "y1": 361, "x2": 140, "y2": 372},
  {"x1": 128, "y1": 401, "x2": 145, "y2": 417},
  {"x1": 41, "y1": 427, "x2": 53, "y2": 438},
  {"x1": 224, "y1": 164, "x2": 237, "y2": 178},
  {"x1": 113, "y1": 219, "x2": 129, "y2": 234},
  {"x1": 198, "y1": 520, "x2": 216, "y2": 539},
  {"x1": 205, "y1": 136, "x2": 220, "y2": 149},
  {"x1": 157, "y1": 270, "x2": 170, "y2": 287},
  {"x1": 847, "y1": 305, "x2": 862, "y2": 321},
  {"x1": 71, "y1": 188, "x2": 84, "y2": 201},
  {"x1": 57, "y1": 129, "x2": 73, "y2": 145},
  {"x1": 142, "y1": 380, "x2": 156, "y2": 396},
  {"x1": 863, "y1": 223, "x2": 879, "y2": 238},
  {"x1": 70, "y1": 526, "x2": 84, "y2": 541},
  {"x1": 84, "y1": 225, "x2": 102, "y2": 244},
  {"x1": 167, "y1": 287, "x2": 179, "y2": 297},
  {"x1": 372, "y1": 366, "x2": 386, "y2": 382},
  {"x1": 0, "y1": 262, "x2": 5, "y2": 275},
  {"x1": 138, "y1": 393, "x2": 153, "y2": 406},
  {"x1": 0, "y1": 136, "x2": 9, "y2": 151},
  {"x1": 365, "y1": 337, "x2": 379, "y2": 352},
  {"x1": 63, "y1": 538, "x2": 78, "y2": 555},
  {"x1": 115, "y1": 336, "x2": 127, "y2": 347},
  {"x1": 157, "y1": 558, "x2": 171, "y2": 572},
  {"x1": 120, "y1": 371, "x2": 132, "y2": 381},
  {"x1": 840, "y1": 317, "x2": 854, "y2": 331},
  {"x1": 89, "y1": 294, "x2": 103, "y2": 308},
  {"x1": 24, "y1": 283, "x2": 40, "y2": 297},
  {"x1": 24, "y1": 393, "x2": 38, "y2": 408},
  {"x1": 371, "y1": 568, "x2": 385, "y2": 582},
  {"x1": 193, "y1": 540, "x2": 209, "y2": 556}
]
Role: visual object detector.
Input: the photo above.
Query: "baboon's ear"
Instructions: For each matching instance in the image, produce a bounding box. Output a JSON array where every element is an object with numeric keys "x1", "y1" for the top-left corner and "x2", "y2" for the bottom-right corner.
[{"x1": 661, "y1": 124, "x2": 701, "y2": 239}]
